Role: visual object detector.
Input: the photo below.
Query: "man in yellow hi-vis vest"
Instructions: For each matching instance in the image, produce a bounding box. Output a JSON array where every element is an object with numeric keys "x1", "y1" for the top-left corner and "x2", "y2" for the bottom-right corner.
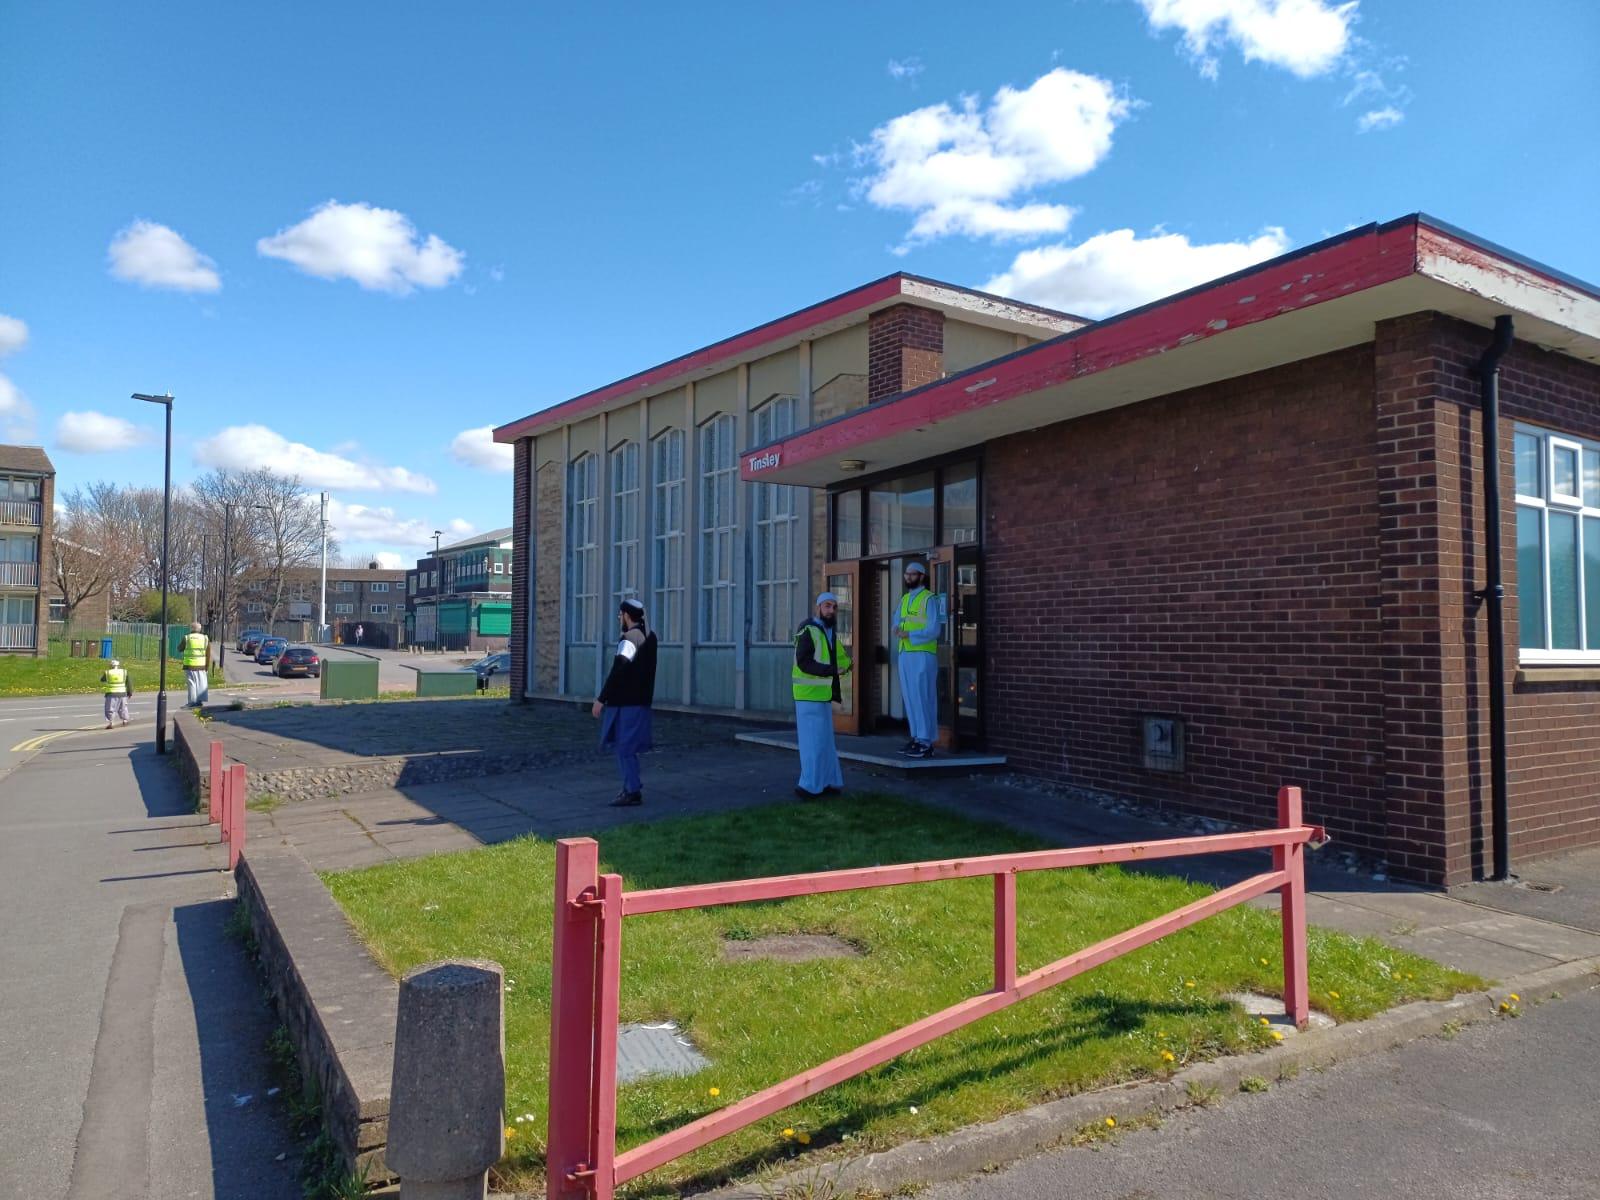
[
  {"x1": 100, "y1": 659, "x2": 131, "y2": 728},
  {"x1": 892, "y1": 561, "x2": 942, "y2": 759},
  {"x1": 792, "y1": 591, "x2": 852, "y2": 800},
  {"x1": 180, "y1": 622, "x2": 210, "y2": 707}
]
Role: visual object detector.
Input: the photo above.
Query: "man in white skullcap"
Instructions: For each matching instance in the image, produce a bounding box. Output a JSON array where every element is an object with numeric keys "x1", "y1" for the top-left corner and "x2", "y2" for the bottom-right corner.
[
  {"x1": 592, "y1": 597, "x2": 658, "y2": 806},
  {"x1": 892, "y1": 561, "x2": 942, "y2": 758},
  {"x1": 792, "y1": 590, "x2": 852, "y2": 799},
  {"x1": 100, "y1": 658, "x2": 131, "y2": 728}
]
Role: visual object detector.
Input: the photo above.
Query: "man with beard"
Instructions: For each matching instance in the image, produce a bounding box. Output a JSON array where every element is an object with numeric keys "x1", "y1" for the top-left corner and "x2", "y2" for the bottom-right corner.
[
  {"x1": 892, "y1": 561, "x2": 942, "y2": 758},
  {"x1": 592, "y1": 597, "x2": 658, "y2": 807},
  {"x1": 791, "y1": 590, "x2": 852, "y2": 800}
]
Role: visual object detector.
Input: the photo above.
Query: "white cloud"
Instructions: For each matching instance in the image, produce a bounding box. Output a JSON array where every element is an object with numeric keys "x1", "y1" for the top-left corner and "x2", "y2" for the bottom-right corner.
[
  {"x1": 0, "y1": 314, "x2": 28, "y2": 357},
  {"x1": 856, "y1": 68, "x2": 1131, "y2": 248},
  {"x1": 373, "y1": 551, "x2": 405, "y2": 570},
  {"x1": 55, "y1": 410, "x2": 154, "y2": 453},
  {"x1": 325, "y1": 497, "x2": 475, "y2": 553},
  {"x1": 0, "y1": 375, "x2": 34, "y2": 441},
  {"x1": 257, "y1": 201, "x2": 465, "y2": 294},
  {"x1": 984, "y1": 225, "x2": 1292, "y2": 318},
  {"x1": 194, "y1": 424, "x2": 437, "y2": 494},
  {"x1": 107, "y1": 220, "x2": 222, "y2": 292},
  {"x1": 1135, "y1": 0, "x2": 1357, "y2": 79},
  {"x1": 887, "y1": 57, "x2": 924, "y2": 81},
  {"x1": 1356, "y1": 105, "x2": 1403, "y2": 132},
  {"x1": 449, "y1": 425, "x2": 514, "y2": 472}
]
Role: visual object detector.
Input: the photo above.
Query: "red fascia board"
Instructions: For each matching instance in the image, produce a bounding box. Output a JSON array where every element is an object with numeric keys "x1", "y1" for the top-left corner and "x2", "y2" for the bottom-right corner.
[
  {"x1": 493, "y1": 274, "x2": 908, "y2": 444},
  {"x1": 744, "y1": 220, "x2": 1423, "y2": 480}
]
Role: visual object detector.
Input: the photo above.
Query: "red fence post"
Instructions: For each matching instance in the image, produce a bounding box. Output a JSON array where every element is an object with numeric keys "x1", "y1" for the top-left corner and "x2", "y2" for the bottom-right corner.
[
  {"x1": 993, "y1": 871, "x2": 1017, "y2": 993},
  {"x1": 227, "y1": 764, "x2": 246, "y2": 872},
  {"x1": 218, "y1": 762, "x2": 232, "y2": 846},
  {"x1": 548, "y1": 839, "x2": 603, "y2": 1200},
  {"x1": 1275, "y1": 786, "x2": 1309, "y2": 1029},
  {"x1": 208, "y1": 741, "x2": 223, "y2": 824},
  {"x1": 589, "y1": 874, "x2": 623, "y2": 1200}
]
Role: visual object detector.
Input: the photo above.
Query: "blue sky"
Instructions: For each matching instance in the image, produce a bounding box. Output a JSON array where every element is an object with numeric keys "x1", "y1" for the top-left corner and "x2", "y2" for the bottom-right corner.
[{"x1": 2, "y1": 0, "x2": 1596, "y2": 562}]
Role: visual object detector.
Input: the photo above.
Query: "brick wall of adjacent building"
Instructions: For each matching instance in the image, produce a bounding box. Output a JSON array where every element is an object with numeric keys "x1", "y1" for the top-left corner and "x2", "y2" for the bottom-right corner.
[
  {"x1": 868, "y1": 304, "x2": 944, "y2": 402},
  {"x1": 510, "y1": 437, "x2": 532, "y2": 700},
  {"x1": 36, "y1": 468, "x2": 54, "y2": 656},
  {"x1": 534, "y1": 459, "x2": 563, "y2": 691},
  {"x1": 983, "y1": 345, "x2": 1392, "y2": 864}
]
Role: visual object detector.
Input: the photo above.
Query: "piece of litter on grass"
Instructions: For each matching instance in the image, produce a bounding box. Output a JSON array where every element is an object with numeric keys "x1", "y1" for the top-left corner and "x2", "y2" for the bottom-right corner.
[
  {"x1": 909, "y1": 1105, "x2": 918, "y2": 1115},
  {"x1": 275, "y1": 1153, "x2": 286, "y2": 1162},
  {"x1": 231, "y1": 1094, "x2": 253, "y2": 1107},
  {"x1": 266, "y1": 1087, "x2": 280, "y2": 1097}
]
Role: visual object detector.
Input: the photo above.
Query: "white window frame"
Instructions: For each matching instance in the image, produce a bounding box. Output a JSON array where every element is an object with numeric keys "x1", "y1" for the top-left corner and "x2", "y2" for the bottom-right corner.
[
  {"x1": 752, "y1": 396, "x2": 799, "y2": 643},
  {"x1": 370, "y1": 581, "x2": 390, "y2": 593},
  {"x1": 493, "y1": 562, "x2": 504, "y2": 575},
  {"x1": 651, "y1": 429, "x2": 686, "y2": 643},
  {"x1": 369, "y1": 603, "x2": 389, "y2": 615},
  {"x1": 698, "y1": 414, "x2": 738, "y2": 643},
  {"x1": 1515, "y1": 423, "x2": 1600, "y2": 663},
  {"x1": 569, "y1": 452, "x2": 600, "y2": 644},
  {"x1": 246, "y1": 601, "x2": 267, "y2": 614},
  {"x1": 610, "y1": 441, "x2": 641, "y2": 607},
  {"x1": 334, "y1": 602, "x2": 355, "y2": 615}
]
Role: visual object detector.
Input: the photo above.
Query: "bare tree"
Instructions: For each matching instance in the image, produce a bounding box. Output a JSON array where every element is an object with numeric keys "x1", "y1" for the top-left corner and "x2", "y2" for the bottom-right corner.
[{"x1": 49, "y1": 507, "x2": 119, "y2": 631}]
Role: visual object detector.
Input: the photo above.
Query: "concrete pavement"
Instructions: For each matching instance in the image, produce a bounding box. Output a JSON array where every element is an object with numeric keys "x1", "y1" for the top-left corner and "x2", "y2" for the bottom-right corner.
[
  {"x1": 921, "y1": 981, "x2": 1600, "y2": 1200},
  {"x1": 0, "y1": 720, "x2": 300, "y2": 1199}
]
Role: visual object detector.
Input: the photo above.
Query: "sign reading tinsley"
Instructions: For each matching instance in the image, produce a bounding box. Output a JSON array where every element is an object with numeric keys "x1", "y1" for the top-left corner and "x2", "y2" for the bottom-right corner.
[{"x1": 747, "y1": 450, "x2": 781, "y2": 473}]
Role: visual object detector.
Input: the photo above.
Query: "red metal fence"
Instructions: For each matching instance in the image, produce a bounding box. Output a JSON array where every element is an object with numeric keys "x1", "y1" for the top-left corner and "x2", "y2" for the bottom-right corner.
[
  {"x1": 210, "y1": 740, "x2": 247, "y2": 871},
  {"x1": 546, "y1": 786, "x2": 1324, "y2": 1198}
]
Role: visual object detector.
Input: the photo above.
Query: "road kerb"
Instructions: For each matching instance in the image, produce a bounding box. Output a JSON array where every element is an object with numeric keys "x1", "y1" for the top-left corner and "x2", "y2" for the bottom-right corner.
[{"x1": 675, "y1": 955, "x2": 1600, "y2": 1200}]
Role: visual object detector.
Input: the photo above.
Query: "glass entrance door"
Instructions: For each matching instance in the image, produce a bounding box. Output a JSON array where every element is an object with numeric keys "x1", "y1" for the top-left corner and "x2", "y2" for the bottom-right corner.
[{"x1": 824, "y1": 561, "x2": 862, "y2": 736}]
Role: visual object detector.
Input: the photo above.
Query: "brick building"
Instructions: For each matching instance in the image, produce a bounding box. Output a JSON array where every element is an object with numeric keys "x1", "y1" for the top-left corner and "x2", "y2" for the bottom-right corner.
[
  {"x1": 403, "y1": 528, "x2": 513, "y2": 653},
  {"x1": 239, "y1": 564, "x2": 406, "y2": 647},
  {"x1": 727, "y1": 215, "x2": 1600, "y2": 886},
  {"x1": 0, "y1": 444, "x2": 53, "y2": 655}
]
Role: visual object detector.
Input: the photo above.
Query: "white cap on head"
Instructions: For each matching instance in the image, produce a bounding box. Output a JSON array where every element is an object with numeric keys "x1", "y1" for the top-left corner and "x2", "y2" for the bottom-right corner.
[
  {"x1": 904, "y1": 561, "x2": 927, "y2": 577},
  {"x1": 110, "y1": 659, "x2": 120, "y2": 667},
  {"x1": 816, "y1": 591, "x2": 837, "y2": 606}
]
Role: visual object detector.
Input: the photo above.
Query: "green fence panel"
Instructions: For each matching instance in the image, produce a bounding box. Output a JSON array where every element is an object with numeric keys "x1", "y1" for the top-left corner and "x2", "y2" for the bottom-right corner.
[
  {"x1": 415, "y1": 671, "x2": 477, "y2": 697},
  {"x1": 476, "y1": 602, "x2": 512, "y2": 636},
  {"x1": 320, "y1": 658, "x2": 380, "y2": 700},
  {"x1": 167, "y1": 625, "x2": 186, "y2": 658}
]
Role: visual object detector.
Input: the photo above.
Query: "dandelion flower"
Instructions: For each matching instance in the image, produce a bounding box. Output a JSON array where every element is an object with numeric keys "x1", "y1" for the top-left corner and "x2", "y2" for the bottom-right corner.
[
  {"x1": 1499, "y1": 1001, "x2": 1511, "y2": 1012},
  {"x1": 1184, "y1": 980, "x2": 1196, "y2": 989},
  {"x1": 1259, "y1": 958, "x2": 1269, "y2": 966},
  {"x1": 783, "y1": 1128, "x2": 794, "y2": 1139},
  {"x1": 505, "y1": 1127, "x2": 517, "y2": 1139},
  {"x1": 1161, "y1": 1050, "x2": 1175, "y2": 1062},
  {"x1": 1105, "y1": 1117, "x2": 1116, "y2": 1128},
  {"x1": 798, "y1": 1132, "x2": 812, "y2": 1145},
  {"x1": 1508, "y1": 993, "x2": 1520, "y2": 1002},
  {"x1": 1157, "y1": 1031, "x2": 1168, "y2": 1039},
  {"x1": 1258, "y1": 1017, "x2": 1270, "y2": 1026},
  {"x1": 1328, "y1": 991, "x2": 1340, "y2": 999},
  {"x1": 1270, "y1": 1031, "x2": 1284, "y2": 1042},
  {"x1": 709, "y1": 1087, "x2": 721, "y2": 1097}
]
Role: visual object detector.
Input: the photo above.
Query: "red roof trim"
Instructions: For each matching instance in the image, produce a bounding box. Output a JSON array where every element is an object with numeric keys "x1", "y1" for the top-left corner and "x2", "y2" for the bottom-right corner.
[
  {"x1": 742, "y1": 220, "x2": 1424, "y2": 481},
  {"x1": 494, "y1": 275, "x2": 916, "y2": 443}
]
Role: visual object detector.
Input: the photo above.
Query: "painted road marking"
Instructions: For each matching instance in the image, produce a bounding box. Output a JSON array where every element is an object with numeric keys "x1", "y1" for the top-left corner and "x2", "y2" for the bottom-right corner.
[{"x1": 10, "y1": 724, "x2": 110, "y2": 753}]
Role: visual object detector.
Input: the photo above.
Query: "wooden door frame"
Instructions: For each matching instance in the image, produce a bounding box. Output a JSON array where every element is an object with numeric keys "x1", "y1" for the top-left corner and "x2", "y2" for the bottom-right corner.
[{"x1": 926, "y1": 545, "x2": 958, "y2": 749}]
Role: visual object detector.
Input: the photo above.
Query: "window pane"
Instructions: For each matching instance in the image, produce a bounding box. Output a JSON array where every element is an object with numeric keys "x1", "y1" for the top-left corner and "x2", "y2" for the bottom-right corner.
[
  {"x1": 867, "y1": 473, "x2": 936, "y2": 556},
  {"x1": 1518, "y1": 507, "x2": 1545, "y2": 649},
  {"x1": 1549, "y1": 509, "x2": 1580, "y2": 649},
  {"x1": 941, "y1": 462, "x2": 979, "y2": 545},
  {"x1": 1586, "y1": 517, "x2": 1600, "y2": 650},
  {"x1": 1514, "y1": 432, "x2": 1542, "y2": 498},
  {"x1": 1553, "y1": 443, "x2": 1580, "y2": 500},
  {"x1": 833, "y1": 491, "x2": 862, "y2": 559},
  {"x1": 1585, "y1": 450, "x2": 1600, "y2": 509}
]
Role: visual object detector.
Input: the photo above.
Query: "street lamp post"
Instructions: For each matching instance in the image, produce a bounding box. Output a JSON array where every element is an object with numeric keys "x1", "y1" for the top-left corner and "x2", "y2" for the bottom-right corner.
[{"x1": 133, "y1": 392, "x2": 173, "y2": 754}]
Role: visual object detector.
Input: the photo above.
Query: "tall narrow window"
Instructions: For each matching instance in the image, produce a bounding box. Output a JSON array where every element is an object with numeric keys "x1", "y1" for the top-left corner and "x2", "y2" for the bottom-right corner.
[
  {"x1": 699, "y1": 414, "x2": 737, "y2": 642},
  {"x1": 1515, "y1": 425, "x2": 1600, "y2": 660},
  {"x1": 752, "y1": 396, "x2": 799, "y2": 642},
  {"x1": 652, "y1": 429, "x2": 686, "y2": 642},
  {"x1": 610, "y1": 441, "x2": 640, "y2": 608},
  {"x1": 568, "y1": 453, "x2": 599, "y2": 643}
]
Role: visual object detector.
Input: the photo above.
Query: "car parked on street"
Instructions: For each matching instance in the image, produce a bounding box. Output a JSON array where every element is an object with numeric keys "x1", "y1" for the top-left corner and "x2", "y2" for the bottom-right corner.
[
  {"x1": 236, "y1": 628, "x2": 266, "y2": 652},
  {"x1": 255, "y1": 636, "x2": 288, "y2": 665},
  {"x1": 240, "y1": 632, "x2": 266, "y2": 655},
  {"x1": 275, "y1": 647, "x2": 321, "y2": 678},
  {"x1": 471, "y1": 652, "x2": 511, "y2": 682}
]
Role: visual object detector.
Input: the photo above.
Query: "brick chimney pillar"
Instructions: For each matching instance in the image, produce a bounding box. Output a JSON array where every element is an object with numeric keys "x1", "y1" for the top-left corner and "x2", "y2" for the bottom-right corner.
[{"x1": 868, "y1": 304, "x2": 944, "y2": 402}]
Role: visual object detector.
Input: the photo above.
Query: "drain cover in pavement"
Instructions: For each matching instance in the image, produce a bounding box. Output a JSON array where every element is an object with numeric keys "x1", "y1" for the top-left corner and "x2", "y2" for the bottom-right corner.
[
  {"x1": 1224, "y1": 991, "x2": 1336, "y2": 1034},
  {"x1": 616, "y1": 1021, "x2": 710, "y2": 1084}
]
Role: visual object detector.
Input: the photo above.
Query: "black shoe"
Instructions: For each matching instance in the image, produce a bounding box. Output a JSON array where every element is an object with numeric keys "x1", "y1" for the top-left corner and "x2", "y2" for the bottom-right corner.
[
  {"x1": 823, "y1": 786, "x2": 843, "y2": 796},
  {"x1": 899, "y1": 738, "x2": 919, "y2": 753},
  {"x1": 794, "y1": 787, "x2": 824, "y2": 801},
  {"x1": 902, "y1": 742, "x2": 934, "y2": 760},
  {"x1": 610, "y1": 791, "x2": 643, "y2": 807}
]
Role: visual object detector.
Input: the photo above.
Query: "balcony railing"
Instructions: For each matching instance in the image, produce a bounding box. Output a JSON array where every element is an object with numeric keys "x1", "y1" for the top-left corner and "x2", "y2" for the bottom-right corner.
[
  {"x1": 0, "y1": 561, "x2": 39, "y2": 587},
  {"x1": 0, "y1": 623, "x2": 37, "y2": 649},
  {"x1": 0, "y1": 499, "x2": 42, "y2": 526}
]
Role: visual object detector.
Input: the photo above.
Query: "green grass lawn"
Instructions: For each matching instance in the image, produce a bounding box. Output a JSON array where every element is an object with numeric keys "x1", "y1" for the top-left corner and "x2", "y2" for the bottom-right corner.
[
  {"x1": 325, "y1": 795, "x2": 1478, "y2": 1196},
  {"x1": 0, "y1": 653, "x2": 225, "y2": 697}
]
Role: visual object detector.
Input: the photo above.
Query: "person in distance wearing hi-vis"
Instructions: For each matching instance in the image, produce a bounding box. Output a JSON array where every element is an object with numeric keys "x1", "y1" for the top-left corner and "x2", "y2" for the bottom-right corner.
[
  {"x1": 792, "y1": 591, "x2": 851, "y2": 800},
  {"x1": 892, "y1": 561, "x2": 942, "y2": 758}
]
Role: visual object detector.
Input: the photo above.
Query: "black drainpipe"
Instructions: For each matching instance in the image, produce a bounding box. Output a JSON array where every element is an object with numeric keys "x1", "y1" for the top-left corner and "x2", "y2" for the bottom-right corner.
[{"x1": 1476, "y1": 314, "x2": 1514, "y2": 880}]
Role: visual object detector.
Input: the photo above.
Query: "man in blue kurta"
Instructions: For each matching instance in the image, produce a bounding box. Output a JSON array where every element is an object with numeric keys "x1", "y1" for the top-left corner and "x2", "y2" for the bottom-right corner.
[
  {"x1": 792, "y1": 591, "x2": 852, "y2": 800},
  {"x1": 892, "y1": 561, "x2": 942, "y2": 759},
  {"x1": 592, "y1": 598, "x2": 658, "y2": 807}
]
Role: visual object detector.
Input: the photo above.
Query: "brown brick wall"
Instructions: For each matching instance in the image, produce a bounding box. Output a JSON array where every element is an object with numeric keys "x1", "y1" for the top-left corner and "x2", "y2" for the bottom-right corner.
[
  {"x1": 509, "y1": 437, "x2": 531, "y2": 700},
  {"x1": 36, "y1": 469, "x2": 54, "y2": 655},
  {"x1": 1421, "y1": 314, "x2": 1600, "y2": 877},
  {"x1": 983, "y1": 345, "x2": 1390, "y2": 861},
  {"x1": 868, "y1": 304, "x2": 944, "y2": 402},
  {"x1": 534, "y1": 459, "x2": 563, "y2": 691}
]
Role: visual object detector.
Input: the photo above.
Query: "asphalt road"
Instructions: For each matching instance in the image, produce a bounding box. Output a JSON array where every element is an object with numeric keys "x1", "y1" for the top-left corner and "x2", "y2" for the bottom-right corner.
[
  {"x1": 0, "y1": 691, "x2": 180, "y2": 779},
  {"x1": 925, "y1": 982, "x2": 1600, "y2": 1200}
]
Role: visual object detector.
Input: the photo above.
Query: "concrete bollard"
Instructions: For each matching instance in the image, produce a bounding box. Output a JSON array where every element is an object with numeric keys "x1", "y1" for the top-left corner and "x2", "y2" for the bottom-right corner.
[{"x1": 387, "y1": 959, "x2": 506, "y2": 1200}]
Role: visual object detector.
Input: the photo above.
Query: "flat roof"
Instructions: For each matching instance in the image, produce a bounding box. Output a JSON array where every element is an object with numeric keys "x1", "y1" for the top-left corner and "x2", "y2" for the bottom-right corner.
[
  {"x1": 741, "y1": 214, "x2": 1600, "y2": 488},
  {"x1": 493, "y1": 274, "x2": 1088, "y2": 444}
]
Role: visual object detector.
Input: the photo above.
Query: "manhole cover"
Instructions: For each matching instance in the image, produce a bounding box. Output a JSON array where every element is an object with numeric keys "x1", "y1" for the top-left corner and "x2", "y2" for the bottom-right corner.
[
  {"x1": 721, "y1": 933, "x2": 863, "y2": 963},
  {"x1": 1517, "y1": 880, "x2": 1564, "y2": 894},
  {"x1": 616, "y1": 1022, "x2": 710, "y2": 1084}
]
